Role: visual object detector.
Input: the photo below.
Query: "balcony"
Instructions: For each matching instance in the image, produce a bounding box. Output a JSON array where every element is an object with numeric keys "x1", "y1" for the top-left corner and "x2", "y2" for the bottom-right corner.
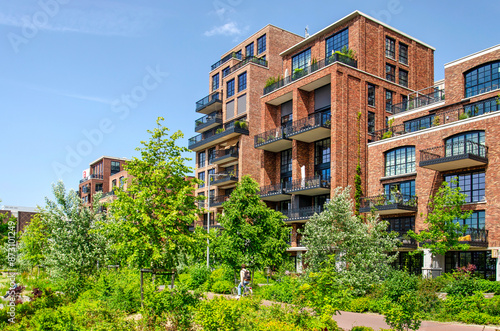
[
  {"x1": 458, "y1": 228, "x2": 488, "y2": 247},
  {"x1": 210, "y1": 170, "x2": 238, "y2": 187},
  {"x1": 195, "y1": 112, "x2": 223, "y2": 133},
  {"x1": 263, "y1": 53, "x2": 357, "y2": 95},
  {"x1": 419, "y1": 141, "x2": 488, "y2": 172},
  {"x1": 195, "y1": 92, "x2": 222, "y2": 114},
  {"x1": 223, "y1": 56, "x2": 268, "y2": 78},
  {"x1": 392, "y1": 230, "x2": 417, "y2": 249},
  {"x1": 254, "y1": 126, "x2": 292, "y2": 152},
  {"x1": 211, "y1": 51, "x2": 242, "y2": 71},
  {"x1": 79, "y1": 174, "x2": 104, "y2": 184},
  {"x1": 360, "y1": 194, "x2": 418, "y2": 215},
  {"x1": 390, "y1": 89, "x2": 445, "y2": 115},
  {"x1": 188, "y1": 121, "x2": 249, "y2": 152},
  {"x1": 212, "y1": 147, "x2": 239, "y2": 165},
  {"x1": 281, "y1": 205, "x2": 323, "y2": 223},
  {"x1": 259, "y1": 183, "x2": 291, "y2": 202},
  {"x1": 285, "y1": 176, "x2": 330, "y2": 196},
  {"x1": 209, "y1": 195, "x2": 231, "y2": 207},
  {"x1": 285, "y1": 113, "x2": 331, "y2": 143}
]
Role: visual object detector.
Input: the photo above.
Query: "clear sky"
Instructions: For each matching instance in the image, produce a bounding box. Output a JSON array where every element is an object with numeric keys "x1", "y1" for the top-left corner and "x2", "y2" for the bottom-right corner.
[{"x1": 0, "y1": 0, "x2": 498, "y2": 208}]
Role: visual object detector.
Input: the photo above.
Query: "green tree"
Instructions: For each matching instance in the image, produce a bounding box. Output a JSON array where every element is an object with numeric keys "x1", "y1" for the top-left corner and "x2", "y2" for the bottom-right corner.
[
  {"x1": 384, "y1": 292, "x2": 423, "y2": 331},
  {"x1": 301, "y1": 186, "x2": 399, "y2": 294},
  {"x1": 18, "y1": 213, "x2": 48, "y2": 271},
  {"x1": 408, "y1": 180, "x2": 472, "y2": 256},
  {"x1": 213, "y1": 175, "x2": 290, "y2": 272},
  {"x1": 105, "y1": 117, "x2": 201, "y2": 271}
]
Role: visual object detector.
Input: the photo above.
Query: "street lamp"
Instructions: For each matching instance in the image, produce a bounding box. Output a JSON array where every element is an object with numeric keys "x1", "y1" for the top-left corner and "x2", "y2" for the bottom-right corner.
[{"x1": 206, "y1": 172, "x2": 229, "y2": 268}]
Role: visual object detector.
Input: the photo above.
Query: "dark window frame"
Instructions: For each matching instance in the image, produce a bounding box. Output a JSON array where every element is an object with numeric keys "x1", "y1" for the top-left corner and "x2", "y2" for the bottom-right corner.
[
  {"x1": 465, "y1": 60, "x2": 500, "y2": 98},
  {"x1": 385, "y1": 146, "x2": 416, "y2": 177},
  {"x1": 257, "y1": 34, "x2": 266, "y2": 54},
  {"x1": 385, "y1": 89, "x2": 394, "y2": 112},
  {"x1": 292, "y1": 48, "x2": 311, "y2": 72},
  {"x1": 386, "y1": 63, "x2": 396, "y2": 82},
  {"x1": 368, "y1": 111, "x2": 375, "y2": 134},
  {"x1": 198, "y1": 151, "x2": 206, "y2": 168},
  {"x1": 245, "y1": 42, "x2": 254, "y2": 57},
  {"x1": 212, "y1": 73, "x2": 220, "y2": 91},
  {"x1": 238, "y1": 72, "x2": 247, "y2": 92},
  {"x1": 227, "y1": 79, "x2": 235, "y2": 98},
  {"x1": 445, "y1": 171, "x2": 485, "y2": 203},
  {"x1": 399, "y1": 69, "x2": 408, "y2": 87},
  {"x1": 367, "y1": 83, "x2": 376, "y2": 107},
  {"x1": 198, "y1": 171, "x2": 205, "y2": 188},
  {"x1": 386, "y1": 36, "x2": 396, "y2": 59},
  {"x1": 399, "y1": 42, "x2": 408, "y2": 65},
  {"x1": 110, "y1": 161, "x2": 120, "y2": 175},
  {"x1": 325, "y1": 28, "x2": 349, "y2": 57}
]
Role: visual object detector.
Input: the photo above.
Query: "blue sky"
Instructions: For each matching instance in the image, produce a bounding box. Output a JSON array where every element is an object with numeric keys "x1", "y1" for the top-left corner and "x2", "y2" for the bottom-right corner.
[{"x1": 0, "y1": 0, "x2": 498, "y2": 208}]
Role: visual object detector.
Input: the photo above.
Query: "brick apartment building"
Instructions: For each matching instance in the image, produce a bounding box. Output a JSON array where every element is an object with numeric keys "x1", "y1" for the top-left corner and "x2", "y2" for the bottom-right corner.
[
  {"x1": 79, "y1": 156, "x2": 127, "y2": 205},
  {"x1": 189, "y1": 11, "x2": 500, "y2": 278},
  {"x1": 0, "y1": 206, "x2": 38, "y2": 232}
]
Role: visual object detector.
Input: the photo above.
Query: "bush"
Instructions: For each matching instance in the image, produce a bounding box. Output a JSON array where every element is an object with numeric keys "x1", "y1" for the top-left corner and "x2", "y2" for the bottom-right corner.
[
  {"x1": 351, "y1": 327, "x2": 374, "y2": 331},
  {"x1": 477, "y1": 279, "x2": 500, "y2": 295},
  {"x1": 382, "y1": 270, "x2": 419, "y2": 302},
  {"x1": 211, "y1": 280, "x2": 234, "y2": 294},
  {"x1": 194, "y1": 296, "x2": 248, "y2": 331},
  {"x1": 258, "y1": 276, "x2": 301, "y2": 304},
  {"x1": 349, "y1": 297, "x2": 371, "y2": 313},
  {"x1": 178, "y1": 273, "x2": 192, "y2": 288},
  {"x1": 189, "y1": 264, "x2": 210, "y2": 289},
  {"x1": 91, "y1": 268, "x2": 141, "y2": 313},
  {"x1": 384, "y1": 292, "x2": 422, "y2": 331},
  {"x1": 443, "y1": 276, "x2": 479, "y2": 297}
]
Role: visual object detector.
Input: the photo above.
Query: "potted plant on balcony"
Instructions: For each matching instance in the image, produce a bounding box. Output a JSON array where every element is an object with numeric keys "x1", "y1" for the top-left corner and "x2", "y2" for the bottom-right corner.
[
  {"x1": 216, "y1": 128, "x2": 225, "y2": 134},
  {"x1": 432, "y1": 116, "x2": 440, "y2": 127},
  {"x1": 239, "y1": 121, "x2": 248, "y2": 130},
  {"x1": 324, "y1": 119, "x2": 331, "y2": 126},
  {"x1": 195, "y1": 120, "x2": 203, "y2": 126},
  {"x1": 257, "y1": 137, "x2": 265, "y2": 144},
  {"x1": 234, "y1": 120, "x2": 240, "y2": 128},
  {"x1": 292, "y1": 68, "x2": 304, "y2": 80}
]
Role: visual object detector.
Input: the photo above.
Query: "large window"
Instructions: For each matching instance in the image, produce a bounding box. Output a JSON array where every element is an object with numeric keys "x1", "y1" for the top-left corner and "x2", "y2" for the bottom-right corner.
[
  {"x1": 368, "y1": 111, "x2": 375, "y2": 134},
  {"x1": 386, "y1": 216, "x2": 415, "y2": 233},
  {"x1": 456, "y1": 210, "x2": 485, "y2": 229},
  {"x1": 385, "y1": 90, "x2": 394, "y2": 112},
  {"x1": 386, "y1": 37, "x2": 395, "y2": 59},
  {"x1": 445, "y1": 131, "x2": 486, "y2": 157},
  {"x1": 445, "y1": 171, "x2": 485, "y2": 203},
  {"x1": 399, "y1": 43, "x2": 408, "y2": 65},
  {"x1": 238, "y1": 72, "x2": 247, "y2": 92},
  {"x1": 212, "y1": 73, "x2": 219, "y2": 91},
  {"x1": 111, "y1": 161, "x2": 120, "y2": 175},
  {"x1": 399, "y1": 69, "x2": 408, "y2": 87},
  {"x1": 385, "y1": 146, "x2": 415, "y2": 176},
  {"x1": 245, "y1": 42, "x2": 254, "y2": 57},
  {"x1": 198, "y1": 151, "x2": 206, "y2": 168},
  {"x1": 445, "y1": 250, "x2": 495, "y2": 280},
  {"x1": 198, "y1": 172, "x2": 205, "y2": 188},
  {"x1": 386, "y1": 63, "x2": 396, "y2": 82},
  {"x1": 325, "y1": 28, "x2": 348, "y2": 57},
  {"x1": 292, "y1": 48, "x2": 311, "y2": 72},
  {"x1": 95, "y1": 183, "x2": 103, "y2": 192},
  {"x1": 463, "y1": 97, "x2": 500, "y2": 117},
  {"x1": 384, "y1": 180, "x2": 415, "y2": 201},
  {"x1": 465, "y1": 61, "x2": 500, "y2": 97},
  {"x1": 367, "y1": 83, "x2": 375, "y2": 106},
  {"x1": 257, "y1": 34, "x2": 266, "y2": 54},
  {"x1": 281, "y1": 149, "x2": 292, "y2": 183},
  {"x1": 404, "y1": 114, "x2": 434, "y2": 132},
  {"x1": 315, "y1": 138, "x2": 331, "y2": 181},
  {"x1": 222, "y1": 66, "x2": 230, "y2": 77},
  {"x1": 227, "y1": 79, "x2": 235, "y2": 98},
  {"x1": 208, "y1": 147, "x2": 216, "y2": 164}
]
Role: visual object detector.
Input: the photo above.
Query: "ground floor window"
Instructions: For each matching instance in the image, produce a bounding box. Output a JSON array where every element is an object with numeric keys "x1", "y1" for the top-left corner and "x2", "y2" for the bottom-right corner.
[
  {"x1": 445, "y1": 250, "x2": 496, "y2": 280},
  {"x1": 391, "y1": 251, "x2": 422, "y2": 275}
]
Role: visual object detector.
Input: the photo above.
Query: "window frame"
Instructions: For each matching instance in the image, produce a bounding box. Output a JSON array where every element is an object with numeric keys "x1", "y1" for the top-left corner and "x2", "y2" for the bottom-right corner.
[
  {"x1": 385, "y1": 37, "x2": 396, "y2": 59},
  {"x1": 198, "y1": 171, "x2": 205, "y2": 188},
  {"x1": 245, "y1": 42, "x2": 254, "y2": 57},
  {"x1": 445, "y1": 171, "x2": 485, "y2": 203},
  {"x1": 226, "y1": 79, "x2": 235, "y2": 98},
  {"x1": 385, "y1": 146, "x2": 416, "y2": 177},
  {"x1": 368, "y1": 111, "x2": 375, "y2": 134},
  {"x1": 110, "y1": 161, "x2": 120, "y2": 175},
  {"x1": 325, "y1": 28, "x2": 349, "y2": 57},
  {"x1": 257, "y1": 34, "x2": 266, "y2": 54},
  {"x1": 464, "y1": 60, "x2": 500, "y2": 98},
  {"x1": 212, "y1": 73, "x2": 220, "y2": 91},
  {"x1": 238, "y1": 72, "x2": 247, "y2": 92},
  {"x1": 386, "y1": 63, "x2": 396, "y2": 82},
  {"x1": 385, "y1": 89, "x2": 394, "y2": 112},
  {"x1": 198, "y1": 151, "x2": 206, "y2": 168},
  {"x1": 292, "y1": 48, "x2": 311, "y2": 72},
  {"x1": 399, "y1": 69, "x2": 408, "y2": 87},
  {"x1": 367, "y1": 83, "x2": 376, "y2": 107},
  {"x1": 399, "y1": 42, "x2": 408, "y2": 65}
]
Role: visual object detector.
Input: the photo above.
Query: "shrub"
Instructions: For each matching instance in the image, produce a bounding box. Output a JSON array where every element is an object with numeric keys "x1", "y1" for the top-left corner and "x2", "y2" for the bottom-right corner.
[
  {"x1": 178, "y1": 273, "x2": 192, "y2": 288},
  {"x1": 211, "y1": 280, "x2": 234, "y2": 294},
  {"x1": 189, "y1": 263, "x2": 210, "y2": 289},
  {"x1": 351, "y1": 327, "x2": 374, "y2": 331},
  {"x1": 91, "y1": 268, "x2": 141, "y2": 313},
  {"x1": 258, "y1": 276, "x2": 301, "y2": 304},
  {"x1": 443, "y1": 276, "x2": 479, "y2": 296},
  {"x1": 477, "y1": 278, "x2": 500, "y2": 295},
  {"x1": 194, "y1": 296, "x2": 249, "y2": 331},
  {"x1": 349, "y1": 297, "x2": 371, "y2": 313},
  {"x1": 384, "y1": 292, "x2": 422, "y2": 331},
  {"x1": 382, "y1": 270, "x2": 419, "y2": 302}
]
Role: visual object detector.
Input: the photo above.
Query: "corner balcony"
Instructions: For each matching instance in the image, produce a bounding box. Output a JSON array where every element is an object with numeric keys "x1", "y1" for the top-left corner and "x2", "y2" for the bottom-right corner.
[
  {"x1": 360, "y1": 194, "x2": 418, "y2": 215},
  {"x1": 211, "y1": 51, "x2": 242, "y2": 71},
  {"x1": 188, "y1": 121, "x2": 249, "y2": 152},
  {"x1": 209, "y1": 195, "x2": 231, "y2": 207},
  {"x1": 285, "y1": 176, "x2": 330, "y2": 196},
  {"x1": 210, "y1": 170, "x2": 238, "y2": 187},
  {"x1": 254, "y1": 126, "x2": 292, "y2": 152},
  {"x1": 458, "y1": 228, "x2": 488, "y2": 247},
  {"x1": 419, "y1": 141, "x2": 488, "y2": 172},
  {"x1": 285, "y1": 113, "x2": 331, "y2": 143},
  {"x1": 222, "y1": 56, "x2": 267, "y2": 78},
  {"x1": 263, "y1": 53, "x2": 357, "y2": 95},
  {"x1": 281, "y1": 205, "x2": 323, "y2": 223},
  {"x1": 259, "y1": 183, "x2": 291, "y2": 202},
  {"x1": 195, "y1": 92, "x2": 222, "y2": 114},
  {"x1": 195, "y1": 112, "x2": 222, "y2": 133},
  {"x1": 212, "y1": 147, "x2": 239, "y2": 165},
  {"x1": 79, "y1": 174, "x2": 104, "y2": 184}
]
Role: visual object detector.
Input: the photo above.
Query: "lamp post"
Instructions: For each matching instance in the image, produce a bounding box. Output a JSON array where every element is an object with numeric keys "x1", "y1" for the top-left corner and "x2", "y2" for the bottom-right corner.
[{"x1": 206, "y1": 172, "x2": 229, "y2": 268}]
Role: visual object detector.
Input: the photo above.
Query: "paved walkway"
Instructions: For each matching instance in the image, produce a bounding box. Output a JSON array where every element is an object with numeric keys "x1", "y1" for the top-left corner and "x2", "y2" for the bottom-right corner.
[{"x1": 205, "y1": 292, "x2": 499, "y2": 331}]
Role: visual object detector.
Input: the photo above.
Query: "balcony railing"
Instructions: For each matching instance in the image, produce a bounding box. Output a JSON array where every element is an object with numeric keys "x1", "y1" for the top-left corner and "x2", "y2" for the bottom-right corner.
[
  {"x1": 259, "y1": 183, "x2": 291, "y2": 201},
  {"x1": 285, "y1": 176, "x2": 331, "y2": 195},
  {"x1": 188, "y1": 120, "x2": 249, "y2": 151},
  {"x1": 211, "y1": 170, "x2": 238, "y2": 186},
  {"x1": 195, "y1": 111, "x2": 223, "y2": 132},
  {"x1": 263, "y1": 53, "x2": 357, "y2": 95},
  {"x1": 212, "y1": 147, "x2": 239, "y2": 165},
  {"x1": 459, "y1": 228, "x2": 488, "y2": 247},
  {"x1": 390, "y1": 89, "x2": 445, "y2": 115},
  {"x1": 195, "y1": 92, "x2": 222, "y2": 113},
  {"x1": 223, "y1": 56, "x2": 268, "y2": 78},
  {"x1": 391, "y1": 230, "x2": 417, "y2": 248},
  {"x1": 211, "y1": 51, "x2": 242, "y2": 71},
  {"x1": 372, "y1": 106, "x2": 491, "y2": 142},
  {"x1": 360, "y1": 194, "x2": 418, "y2": 215},
  {"x1": 79, "y1": 174, "x2": 104, "y2": 184},
  {"x1": 281, "y1": 205, "x2": 323, "y2": 222},
  {"x1": 254, "y1": 126, "x2": 293, "y2": 152},
  {"x1": 101, "y1": 190, "x2": 115, "y2": 198},
  {"x1": 419, "y1": 140, "x2": 488, "y2": 171},
  {"x1": 285, "y1": 112, "x2": 331, "y2": 142},
  {"x1": 209, "y1": 195, "x2": 231, "y2": 207}
]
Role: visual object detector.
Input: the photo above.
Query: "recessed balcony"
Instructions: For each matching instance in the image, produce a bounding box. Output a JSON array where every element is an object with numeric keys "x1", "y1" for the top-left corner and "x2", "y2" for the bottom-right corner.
[
  {"x1": 212, "y1": 147, "x2": 239, "y2": 165},
  {"x1": 188, "y1": 121, "x2": 249, "y2": 152},
  {"x1": 419, "y1": 141, "x2": 488, "y2": 172},
  {"x1": 281, "y1": 205, "x2": 323, "y2": 223},
  {"x1": 195, "y1": 112, "x2": 222, "y2": 133},
  {"x1": 285, "y1": 176, "x2": 330, "y2": 196},
  {"x1": 210, "y1": 170, "x2": 238, "y2": 187},
  {"x1": 360, "y1": 194, "x2": 418, "y2": 215},
  {"x1": 195, "y1": 92, "x2": 222, "y2": 114},
  {"x1": 286, "y1": 113, "x2": 331, "y2": 143},
  {"x1": 254, "y1": 126, "x2": 292, "y2": 152},
  {"x1": 259, "y1": 183, "x2": 291, "y2": 201},
  {"x1": 458, "y1": 228, "x2": 488, "y2": 247}
]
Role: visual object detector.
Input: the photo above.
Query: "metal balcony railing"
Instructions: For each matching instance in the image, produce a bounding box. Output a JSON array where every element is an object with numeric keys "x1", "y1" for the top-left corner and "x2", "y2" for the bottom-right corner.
[
  {"x1": 420, "y1": 140, "x2": 488, "y2": 163},
  {"x1": 188, "y1": 120, "x2": 249, "y2": 148},
  {"x1": 390, "y1": 89, "x2": 445, "y2": 115},
  {"x1": 284, "y1": 176, "x2": 330, "y2": 193},
  {"x1": 360, "y1": 194, "x2": 418, "y2": 210},
  {"x1": 211, "y1": 52, "x2": 242, "y2": 71},
  {"x1": 195, "y1": 92, "x2": 222, "y2": 112},
  {"x1": 254, "y1": 126, "x2": 287, "y2": 147},
  {"x1": 79, "y1": 174, "x2": 104, "y2": 184},
  {"x1": 195, "y1": 111, "x2": 222, "y2": 130},
  {"x1": 263, "y1": 53, "x2": 357, "y2": 95},
  {"x1": 223, "y1": 56, "x2": 268, "y2": 78},
  {"x1": 209, "y1": 195, "x2": 231, "y2": 206},
  {"x1": 285, "y1": 112, "x2": 331, "y2": 137},
  {"x1": 214, "y1": 147, "x2": 239, "y2": 159},
  {"x1": 281, "y1": 205, "x2": 323, "y2": 221}
]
